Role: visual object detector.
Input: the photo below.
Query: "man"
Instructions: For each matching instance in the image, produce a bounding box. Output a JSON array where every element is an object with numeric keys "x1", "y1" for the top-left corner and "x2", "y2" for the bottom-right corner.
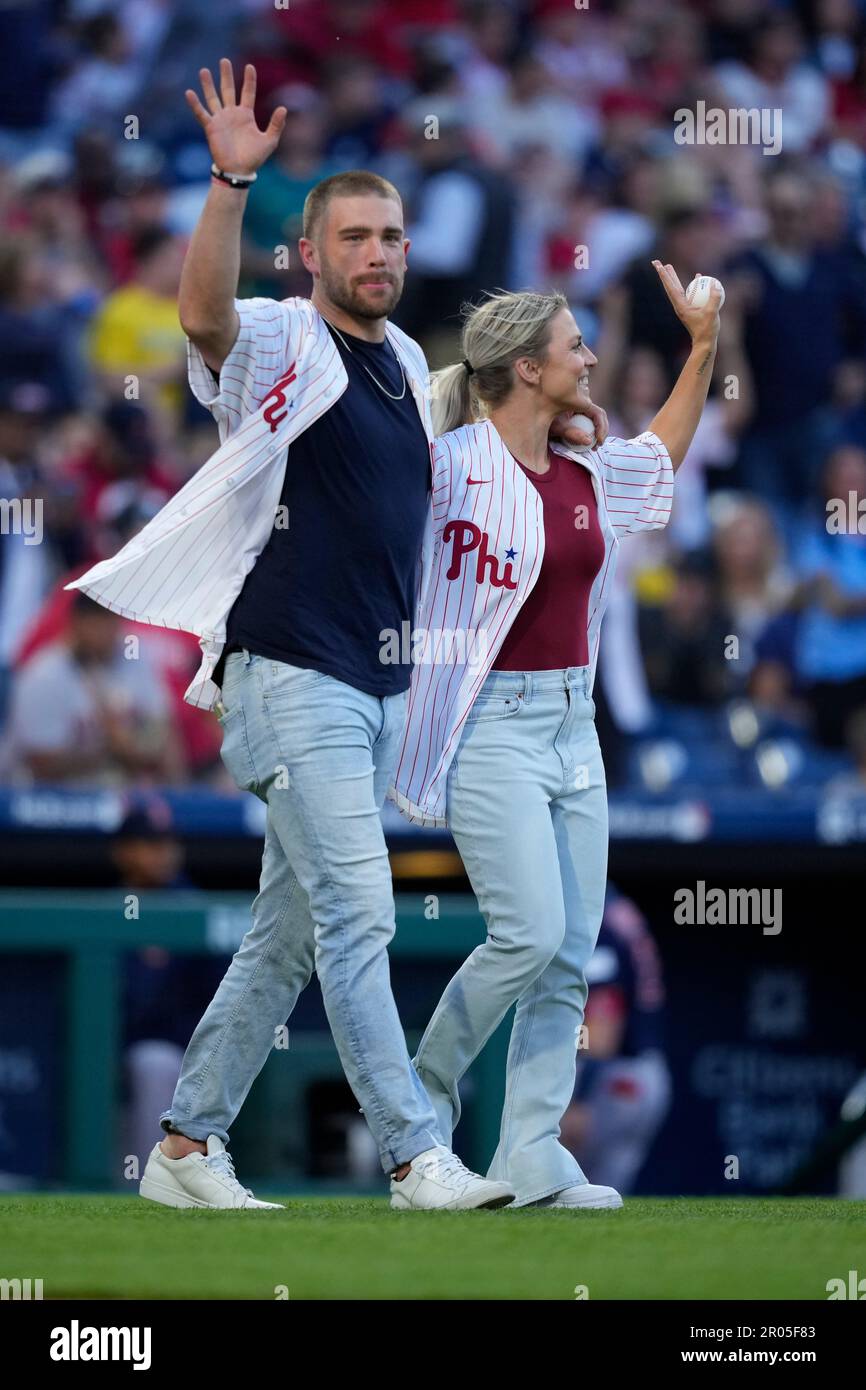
[
  {"x1": 561, "y1": 886, "x2": 671, "y2": 1195},
  {"x1": 113, "y1": 799, "x2": 229, "y2": 1176},
  {"x1": 68, "y1": 60, "x2": 566, "y2": 1211},
  {"x1": 6, "y1": 591, "x2": 178, "y2": 786},
  {"x1": 88, "y1": 226, "x2": 189, "y2": 430}
]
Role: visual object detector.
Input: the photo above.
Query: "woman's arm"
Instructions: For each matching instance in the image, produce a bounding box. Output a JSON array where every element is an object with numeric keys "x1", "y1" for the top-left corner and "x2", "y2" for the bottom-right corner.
[{"x1": 646, "y1": 260, "x2": 723, "y2": 472}]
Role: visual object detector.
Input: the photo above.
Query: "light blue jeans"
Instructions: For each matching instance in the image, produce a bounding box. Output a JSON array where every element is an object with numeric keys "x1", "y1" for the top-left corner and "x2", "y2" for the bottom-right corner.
[
  {"x1": 160, "y1": 648, "x2": 444, "y2": 1173},
  {"x1": 412, "y1": 666, "x2": 609, "y2": 1206}
]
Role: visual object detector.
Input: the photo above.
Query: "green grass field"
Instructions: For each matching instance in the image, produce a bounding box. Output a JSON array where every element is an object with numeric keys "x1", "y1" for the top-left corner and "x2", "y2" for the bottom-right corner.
[{"x1": 1, "y1": 1196, "x2": 863, "y2": 1299}]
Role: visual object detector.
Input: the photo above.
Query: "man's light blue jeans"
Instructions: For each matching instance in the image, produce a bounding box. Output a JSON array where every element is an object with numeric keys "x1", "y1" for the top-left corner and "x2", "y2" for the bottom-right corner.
[
  {"x1": 412, "y1": 666, "x2": 609, "y2": 1206},
  {"x1": 160, "y1": 648, "x2": 444, "y2": 1173}
]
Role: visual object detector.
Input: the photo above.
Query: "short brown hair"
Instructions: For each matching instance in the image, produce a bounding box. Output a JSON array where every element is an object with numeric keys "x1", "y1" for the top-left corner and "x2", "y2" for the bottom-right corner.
[{"x1": 302, "y1": 170, "x2": 403, "y2": 241}]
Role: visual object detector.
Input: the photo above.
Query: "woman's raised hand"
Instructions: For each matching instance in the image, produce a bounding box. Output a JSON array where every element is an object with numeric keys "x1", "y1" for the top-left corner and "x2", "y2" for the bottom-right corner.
[
  {"x1": 652, "y1": 260, "x2": 722, "y2": 346},
  {"x1": 185, "y1": 59, "x2": 287, "y2": 177}
]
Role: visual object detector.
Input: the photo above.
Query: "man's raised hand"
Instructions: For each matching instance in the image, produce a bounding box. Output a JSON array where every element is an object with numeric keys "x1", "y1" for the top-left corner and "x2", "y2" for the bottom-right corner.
[{"x1": 185, "y1": 59, "x2": 287, "y2": 177}]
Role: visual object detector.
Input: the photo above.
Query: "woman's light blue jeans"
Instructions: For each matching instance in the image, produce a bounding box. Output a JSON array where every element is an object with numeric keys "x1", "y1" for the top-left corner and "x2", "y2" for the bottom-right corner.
[
  {"x1": 160, "y1": 649, "x2": 444, "y2": 1173},
  {"x1": 412, "y1": 666, "x2": 609, "y2": 1206}
]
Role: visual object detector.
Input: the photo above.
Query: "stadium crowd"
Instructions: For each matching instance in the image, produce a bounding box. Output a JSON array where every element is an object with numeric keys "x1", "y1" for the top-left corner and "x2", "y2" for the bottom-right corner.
[{"x1": 2, "y1": 0, "x2": 866, "y2": 792}]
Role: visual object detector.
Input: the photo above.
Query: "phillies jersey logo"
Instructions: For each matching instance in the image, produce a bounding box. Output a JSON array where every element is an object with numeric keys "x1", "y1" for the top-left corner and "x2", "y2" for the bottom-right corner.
[
  {"x1": 443, "y1": 520, "x2": 517, "y2": 589},
  {"x1": 262, "y1": 363, "x2": 298, "y2": 433}
]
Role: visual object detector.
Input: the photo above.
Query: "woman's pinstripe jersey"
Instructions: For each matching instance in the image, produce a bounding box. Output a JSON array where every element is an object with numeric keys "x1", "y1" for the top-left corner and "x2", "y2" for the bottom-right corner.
[
  {"x1": 65, "y1": 296, "x2": 435, "y2": 710},
  {"x1": 388, "y1": 419, "x2": 674, "y2": 827}
]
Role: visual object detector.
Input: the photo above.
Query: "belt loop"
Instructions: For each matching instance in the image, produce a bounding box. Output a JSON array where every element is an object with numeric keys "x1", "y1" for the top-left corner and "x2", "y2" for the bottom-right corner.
[
  {"x1": 523, "y1": 671, "x2": 532, "y2": 703},
  {"x1": 583, "y1": 667, "x2": 590, "y2": 698},
  {"x1": 242, "y1": 647, "x2": 252, "y2": 665}
]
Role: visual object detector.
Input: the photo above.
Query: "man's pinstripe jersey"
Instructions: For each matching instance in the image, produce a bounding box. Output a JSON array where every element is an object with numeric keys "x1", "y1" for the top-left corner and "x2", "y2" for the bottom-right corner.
[
  {"x1": 64, "y1": 296, "x2": 435, "y2": 710},
  {"x1": 387, "y1": 419, "x2": 674, "y2": 828}
]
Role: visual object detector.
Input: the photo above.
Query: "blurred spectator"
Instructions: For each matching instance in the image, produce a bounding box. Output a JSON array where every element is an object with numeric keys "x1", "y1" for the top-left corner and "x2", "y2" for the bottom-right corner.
[
  {"x1": 454, "y1": 2, "x2": 520, "y2": 106},
  {"x1": 270, "y1": 0, "x2": 417, "y2": 83},
  {"x1": 532, "y1": 0, "x2": 631, "y2": 102},
  {"x1": 3, "y1": 591, "x2": 182, "y2": 786},
  {"x1": 87, "y1": 226, "x2": 188, "y2": 432},
  {"x1": 320, "y1": 57, "x2": 400, "y2": 169},
  {"x1": 397, "y1": 101, "x2": 516, "y2": 345},
  {"x1": 0, "y1": 235, "x2": 81, "y2": 412},
  {"x1": 620, "y1": 205, "x2": 729, "y2": 389},
  {"x1": 712, "y1": 495, "x2": 792, "y2": 672},
  {"x1": 240, "y1": 84, "x2": 337, "y2": 299},
  {"x1": 561, "y1": 886, "x2": 672, "y2": 1196},
  {"x1": 61, "y1": 399, "x2": 174, "y2": 562},
  {"x1": 113, "y1": 797, "x2": 230, "y2": 1172},
  {"x1": 790, "y1": 446, "x2": 866, "y2": 746},
  {"x1": 639, "y1": 550, "x2": 736, "y2": 707},
  {"x1": 0, "y1": 1, "x2": 61, "y2": 137},
  {"x1": 0, "y1": 381, "x2": 58, "y2": 720},
  {"x1": 466, "y1": 47, "x2": 599, "y2": 167},
  {"x1": 824, "y1": 705, "x2": 866, "y2": 797},
  {"x1": 545, "y1": 171, "x2": 656, "y2": 311},
  {"x1": 749, "y1": 606, "x2": 809, "y2": 726},
  {"x1": 4, "y1": 151, "x2": 104, "y2": 312},
  {"x1": 99, "y1": 155, "x2": 172, "y2": 287},
  {"x1": 713, "y1": 11, "x2": 830, "y2": 153},
  {"x1": 48, "y1": 10, "x2": 147, "y2": 139},
  {"x1": 831, "y1": 24, "x2": 866, "y2": 146},
  {"x1": 727, "y1": 167, "x2": 866, "y2": 520},
  {"x1": 806, "y1": 0, "x2": 862, "y2": 83}
]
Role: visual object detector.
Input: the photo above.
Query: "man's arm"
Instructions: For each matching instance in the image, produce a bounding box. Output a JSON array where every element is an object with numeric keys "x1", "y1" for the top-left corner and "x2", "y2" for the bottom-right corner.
[{"x1": 178, "y1": 59, "x2": 286, "y2": 373}]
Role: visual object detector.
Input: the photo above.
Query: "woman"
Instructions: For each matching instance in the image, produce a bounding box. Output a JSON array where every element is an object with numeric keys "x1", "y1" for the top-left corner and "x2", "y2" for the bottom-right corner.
[{"x1": 389, "y1": 262, "x2": 721, "y2": 1208}]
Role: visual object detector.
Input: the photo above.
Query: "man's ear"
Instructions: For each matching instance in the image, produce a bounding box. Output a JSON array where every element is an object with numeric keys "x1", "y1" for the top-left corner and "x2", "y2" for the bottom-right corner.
[{"x1": 298, "y1": 237, "x2": 318, "y2": 276}]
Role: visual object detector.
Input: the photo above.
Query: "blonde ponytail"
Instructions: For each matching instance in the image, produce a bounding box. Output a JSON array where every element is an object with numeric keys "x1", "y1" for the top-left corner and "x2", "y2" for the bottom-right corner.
[{"x1": 430, "y1": 361, "x2": 475, "y2": 436}]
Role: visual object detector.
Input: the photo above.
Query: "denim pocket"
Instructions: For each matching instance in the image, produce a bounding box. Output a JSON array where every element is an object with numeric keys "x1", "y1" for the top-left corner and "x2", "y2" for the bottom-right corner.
[
  {"x1": 262, "y1": 661, "x2": 327, "y2": 702},
  {"x1": 218, "y1": 702, "x2": 258, "y2": 794},
  {"x1": 464, "y1": 692, "x2": 522, "y2": 723},
  {"x1": 217, "y1": 694, "x2": 245, "y2": 726}
]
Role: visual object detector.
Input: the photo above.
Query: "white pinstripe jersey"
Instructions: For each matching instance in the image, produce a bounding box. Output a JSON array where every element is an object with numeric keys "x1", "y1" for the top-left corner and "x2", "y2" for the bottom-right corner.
[
  {"x1": 64, "y1": 296, "x2": 435, "y2": 710},
  {"x1": 388, "y1": 419, "x2": 674, "y2": 827}
]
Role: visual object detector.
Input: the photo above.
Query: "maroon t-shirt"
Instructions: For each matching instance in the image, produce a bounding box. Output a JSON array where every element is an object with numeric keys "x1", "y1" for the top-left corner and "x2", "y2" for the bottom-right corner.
[{"x1": 493, "y1": 447, "x2": 606, "y2": 670}]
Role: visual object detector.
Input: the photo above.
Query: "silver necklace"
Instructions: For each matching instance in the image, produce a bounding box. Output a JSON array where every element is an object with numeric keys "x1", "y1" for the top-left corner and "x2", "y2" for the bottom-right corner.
[{"x1": 325, "y1": 318, "x2": 407, "y2": 401}]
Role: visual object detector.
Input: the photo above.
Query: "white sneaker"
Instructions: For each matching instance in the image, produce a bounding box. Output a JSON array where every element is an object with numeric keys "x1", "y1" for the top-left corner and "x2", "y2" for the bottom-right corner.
[
  {"x1": 537, "y1": 1182, "x2": 623, "y2": 1210},
  {"x1": 139, "y1": 1134, "x2": 285, "y2": 1210},
  {"x1": 389, "y1": 1145, "x2": 515, "y2": 1211}
]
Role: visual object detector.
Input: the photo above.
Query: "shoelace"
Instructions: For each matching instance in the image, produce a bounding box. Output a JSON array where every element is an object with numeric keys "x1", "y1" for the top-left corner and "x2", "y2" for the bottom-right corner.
[
  {"x1": 414, "y1": 1148, "x2": 474, "y2": 1193},
  {"x1": 205, "y1": 1148, "x2": 253, "y2": 1197}
]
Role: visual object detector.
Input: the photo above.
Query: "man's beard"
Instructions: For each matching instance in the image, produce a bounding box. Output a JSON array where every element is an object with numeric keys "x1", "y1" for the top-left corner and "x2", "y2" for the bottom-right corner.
[{"x1": 319, "y1": 263, "x2": 404, "y2": 320}]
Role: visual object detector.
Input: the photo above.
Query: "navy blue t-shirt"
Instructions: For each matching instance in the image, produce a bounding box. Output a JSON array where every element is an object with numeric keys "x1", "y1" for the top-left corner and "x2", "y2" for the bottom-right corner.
[{"x1": 220, "y1": 322, "x2": 431, "y2": 696}]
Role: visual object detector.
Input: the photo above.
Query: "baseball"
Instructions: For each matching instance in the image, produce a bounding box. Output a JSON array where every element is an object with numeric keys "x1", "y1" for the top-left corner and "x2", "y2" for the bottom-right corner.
[
  {"x1": 686, "y1": 274, "x2": 725, "y2": 309},
  {"x1": 566, "y1": 413, "x2": 596, "y2": 447}
]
